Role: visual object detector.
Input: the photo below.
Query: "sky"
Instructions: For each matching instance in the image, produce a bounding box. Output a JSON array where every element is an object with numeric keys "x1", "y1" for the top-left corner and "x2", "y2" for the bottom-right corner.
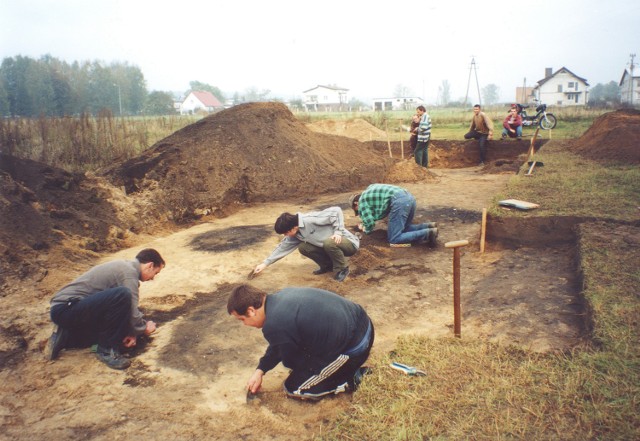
[{"x1": 1, "y1": 0, "x2": 639, "y2": 104}]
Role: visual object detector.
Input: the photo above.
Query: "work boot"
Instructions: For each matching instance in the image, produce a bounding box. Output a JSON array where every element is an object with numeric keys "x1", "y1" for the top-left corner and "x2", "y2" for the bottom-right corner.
[
  {"x1": 334, "y1": 267, "x2": 350, "y2": 282},
  {"x1": 44, "y1": 325, "x2": 70, "y2": 360},
  {"x1": 95, "y1": 346, "x2": 131, "y2": 370},
  {"x1": 425, "y1": 221, "x2": 438, "y2": 228},
  {"x1": 426, "y1": 228, "x2": 439, "y2": 248}
]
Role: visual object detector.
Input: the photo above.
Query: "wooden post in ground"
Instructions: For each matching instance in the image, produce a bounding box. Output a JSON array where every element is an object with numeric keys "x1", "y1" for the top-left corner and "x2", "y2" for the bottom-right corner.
[
  {"x1": 480, "y1": 208, "x2": 487, "y2": 253},
  {"x1": 445, "y1": 240, "x2": 469, "y2": 338},
  {"x1": 527, "y1": 127, "x2": 540, "y2": 161},
  {"x1": 400, "y1": 136, "x2": 404, "y2": 159},
  {"x1": 385, "y1": 119, "x2": 392, "y2": 157}
]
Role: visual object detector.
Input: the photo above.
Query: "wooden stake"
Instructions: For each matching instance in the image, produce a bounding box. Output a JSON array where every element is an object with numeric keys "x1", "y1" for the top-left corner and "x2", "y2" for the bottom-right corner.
[
  {"x1": 445, "y1": 240, "x2": 469, "y2": 338},
  {"x1": 480, "y1": 208, "x2": 487, "y2": 253},
  {"x1": 385, "y1": 119, "x2": 392, "y2": 157},
  {"x1": 400, "y1": 136, "x2": 404, "y2": 159}
]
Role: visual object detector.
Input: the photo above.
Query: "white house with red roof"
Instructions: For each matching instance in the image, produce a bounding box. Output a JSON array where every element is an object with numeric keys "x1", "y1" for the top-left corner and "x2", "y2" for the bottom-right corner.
[{"x1": 180, "y1": 90, "x2": 224, "y2": 114}]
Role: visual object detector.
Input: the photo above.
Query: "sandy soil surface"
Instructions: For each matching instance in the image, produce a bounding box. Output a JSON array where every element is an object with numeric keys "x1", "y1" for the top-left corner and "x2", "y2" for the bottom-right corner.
[{"x1": 0, "y1": 105, "x2": 637, "y2": 440}]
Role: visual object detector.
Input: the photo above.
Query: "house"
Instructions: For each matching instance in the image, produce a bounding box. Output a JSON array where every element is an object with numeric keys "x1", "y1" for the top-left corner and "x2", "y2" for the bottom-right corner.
[
  {"x1": 532, "y1": 67, "x2": 589, "y2": 106},
  {"x1": 372, "y1": 97, "x2": 424, "y2": 111},
  {"x1": 302, "y1": 85, "x2": 349, "y2": 111},
  {"x1": 619, "y1": 68, "x2": 640, "y2": 106},
  {"x1": 514, "y1": 87, "x2": 535, "y2": 104},
  {"x1": 180, "y1": 90, "x2": 224, "y2": 114}
]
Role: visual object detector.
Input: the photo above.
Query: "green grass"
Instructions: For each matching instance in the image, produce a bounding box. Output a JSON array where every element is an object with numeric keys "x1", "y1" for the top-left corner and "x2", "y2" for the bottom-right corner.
[{"x1": 317, "y1": 140, "x2": 640, "y2": 440}]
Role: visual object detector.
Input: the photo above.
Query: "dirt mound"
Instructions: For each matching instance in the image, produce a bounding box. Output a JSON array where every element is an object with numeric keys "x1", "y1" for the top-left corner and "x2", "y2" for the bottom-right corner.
[
  {"x1": 570, "y1": 109, "x2": 640, "y2": 163},
  {"x1": 306, "y1": 118, "x2": 388, "y2": 142},
  {"x1": 0, "y1": 155, "x2": 145, "y2": 288},
  {"x1": 102, "y1": 103, "x2": 393, "y2": 222},
  {"x1": 384, "y1": 159, "x2": 440, "y2": 183}
]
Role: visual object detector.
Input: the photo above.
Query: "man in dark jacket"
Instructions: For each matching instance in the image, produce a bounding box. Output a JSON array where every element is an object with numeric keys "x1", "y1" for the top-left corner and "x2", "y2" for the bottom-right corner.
[{"x1": 228, "y1": 284, "x2": 374, "y2": 401}]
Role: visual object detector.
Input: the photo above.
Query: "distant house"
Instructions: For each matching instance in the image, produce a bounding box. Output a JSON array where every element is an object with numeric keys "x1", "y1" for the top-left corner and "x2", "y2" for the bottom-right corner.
[
  {"x1": 302, "y1": 85, "x2": 349, "y2": 111},
  {"x1": 514, "y1": 87, "x2": 535, "y2": 104},
  {"x1": 619, "y1": 68, "x2": 640, "y2": 106},
  {"x1": 372, "y1": 97, "x2": 424, "y2": 111},
  {"x1": 533, "y1": 67, "x2": 589, "y2": 106},
  {"x1": 180, "y1": 91, "x2": 224, "y2": 114}
]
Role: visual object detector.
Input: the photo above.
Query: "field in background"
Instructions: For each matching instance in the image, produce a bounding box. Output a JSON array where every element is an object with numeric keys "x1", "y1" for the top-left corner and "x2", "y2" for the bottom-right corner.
[{"x1": 0, "y1": 106, "x2": 611, "y2": 172}]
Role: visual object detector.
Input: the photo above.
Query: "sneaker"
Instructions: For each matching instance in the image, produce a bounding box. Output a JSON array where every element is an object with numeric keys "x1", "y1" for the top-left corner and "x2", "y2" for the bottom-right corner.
[
  {"x1": 427, "y1": 227, "x2": 439, "y2": 248},
  {"x1": 44, "y1": 325, "x2": 70, "y2": 360},
  {"x1": 353, "y1": 366, "x2": 372, "y2": 389},
  {"x1": 517, "y1": 136, "x2": 522, "y2": 140},
  {"x1": 313, "y1": 267, "x2": 332, "y2": 275},
  {"x1": 334, "y1": 267, "x2": 350, "y2": 282},
  {"x1": 425, "y1": 221, "x2": 438, "y2": 228},
  {"x1": 501, "y1": 134, "x2": 507, "y2": 140},
  {"x1": 95, "y1": 346, "x2": 131, "y2": 370}
]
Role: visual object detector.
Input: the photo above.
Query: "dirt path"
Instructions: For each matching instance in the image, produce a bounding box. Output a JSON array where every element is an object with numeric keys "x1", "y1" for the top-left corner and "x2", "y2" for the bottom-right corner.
[{"x1": 0, "y1": 166, "x2": 585, "y2": 441}]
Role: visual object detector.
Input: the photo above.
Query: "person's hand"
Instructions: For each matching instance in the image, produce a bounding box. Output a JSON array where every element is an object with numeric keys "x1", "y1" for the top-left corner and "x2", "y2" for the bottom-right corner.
[
  {"x1": 357, "y1": 223, "x2": 365, "y2": 232},
  {"x1": 331, "y1": 234, "x2": 342, "y2": 244},
  {"x1": 510, "y1": 128, "x2": 515, "y2": 134},
  {"x1": 122, "y1": 335, "x2": 137, "y2": 348},
  {"x1": 254, "y1": 263, "x2": 267, "y2": 274},
  {"x1": 247, "y1": 369, "x2": 264, "y2": 394},
  {"x1": 145, "y1": 320, "x2": 156, "y2": 335},
  {"x1": 488, "y1": 133, "x2": 494, "y2": 140}
]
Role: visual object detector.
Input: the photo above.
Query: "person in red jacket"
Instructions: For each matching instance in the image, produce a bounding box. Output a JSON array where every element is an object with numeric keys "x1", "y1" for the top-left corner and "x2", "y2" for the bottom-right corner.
[{"x1": 501, "y1": 106, "x2": 523, "y2": 140}]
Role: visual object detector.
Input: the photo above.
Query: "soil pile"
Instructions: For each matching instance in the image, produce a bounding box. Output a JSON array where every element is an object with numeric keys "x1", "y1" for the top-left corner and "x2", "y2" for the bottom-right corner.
[
  {"x1": 569, "y1": 108, "x2": 640, "y2": 163},
  {"x1": 306, "y1": 118, "x2": 388, "y2": 142},
  {"x1": 102, "y1": 103, "x2": 393, "y2": 222}
]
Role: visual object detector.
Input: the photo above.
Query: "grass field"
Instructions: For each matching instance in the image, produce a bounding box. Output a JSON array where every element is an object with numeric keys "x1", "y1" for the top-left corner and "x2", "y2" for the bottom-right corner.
[{"x1": 316, "y1": 141, "x2": 640, "y2": 440}]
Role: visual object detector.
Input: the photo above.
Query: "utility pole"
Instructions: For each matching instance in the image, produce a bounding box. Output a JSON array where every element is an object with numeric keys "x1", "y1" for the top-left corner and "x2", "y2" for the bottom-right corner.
[
  {"x1": 629, "y1": 53, "x2": 636, "y2": 106},
  {"x1": 464, "y1": 57, "x2": 481, "y2": 107}
]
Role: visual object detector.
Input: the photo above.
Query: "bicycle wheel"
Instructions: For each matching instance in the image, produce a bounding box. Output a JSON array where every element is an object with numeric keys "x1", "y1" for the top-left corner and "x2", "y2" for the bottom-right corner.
[{"x1": 539, "y1": 113, "x2": 557, "y2": 130}]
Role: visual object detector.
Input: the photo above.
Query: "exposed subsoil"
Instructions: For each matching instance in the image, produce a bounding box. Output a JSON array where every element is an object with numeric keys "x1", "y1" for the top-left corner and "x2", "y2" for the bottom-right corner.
[{"x1": 0, "y1": 104, "x2": 638, "y2": 440}]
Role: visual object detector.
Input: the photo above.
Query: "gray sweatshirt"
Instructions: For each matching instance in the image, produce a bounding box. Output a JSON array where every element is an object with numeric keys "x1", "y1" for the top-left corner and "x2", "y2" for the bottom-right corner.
[
  {"x1": 263, "y1": 206, "x2": 360, "y2": 266},
  {"x1": 50, "y1": 259, "x2": 147, "y2": 335}
]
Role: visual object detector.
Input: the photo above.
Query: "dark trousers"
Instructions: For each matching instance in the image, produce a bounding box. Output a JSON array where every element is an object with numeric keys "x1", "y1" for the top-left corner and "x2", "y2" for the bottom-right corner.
[
  {"x1": 414, "y1": 140, "x2": 429, "y2": 167},
  {"x1": 298, "y1": 237, "x2": 358, "y2": 272},
  {"x1": 464, "y1": 130, "x2": 489, "y2": 163},
  {"x1": 283, "y1": 321, "x2": 374, "y2": 400},
  {"x1": 50, "y1": 287, "x2": 132, "y2": 349}
]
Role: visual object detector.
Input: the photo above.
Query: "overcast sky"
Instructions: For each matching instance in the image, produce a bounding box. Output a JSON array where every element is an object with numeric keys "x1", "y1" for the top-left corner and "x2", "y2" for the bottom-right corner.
[{"x1": 1, "y1": 0, "x2": 639, "y2": 104}]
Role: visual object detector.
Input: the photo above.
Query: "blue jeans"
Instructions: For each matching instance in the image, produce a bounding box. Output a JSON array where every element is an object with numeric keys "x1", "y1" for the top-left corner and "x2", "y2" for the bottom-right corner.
[
  {"x1": 50, "y1": 287, "x2": 132, "y2": 349},
  {"x1": 387, "y1": 191, "x2": 429, "y2": 244},
  {"x1": 502, "y1": 126, "x2": 522, "y2": 138}
]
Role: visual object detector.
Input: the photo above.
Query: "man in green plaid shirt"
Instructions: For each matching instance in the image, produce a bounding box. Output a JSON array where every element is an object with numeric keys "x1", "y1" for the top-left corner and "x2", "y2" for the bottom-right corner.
[{"x1": 349, "y1": 184, "x2": 438, "y2": 246}]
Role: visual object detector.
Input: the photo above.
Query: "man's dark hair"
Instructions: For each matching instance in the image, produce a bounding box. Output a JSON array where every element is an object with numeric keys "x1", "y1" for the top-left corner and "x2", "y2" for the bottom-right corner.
[
  {"x1": 417, "y1": 105, "x2": 426, "y2": 112},
  {"x1": 136, "y1": 248, "x2": 165, "y2": 267},
  {"x1": 350, "y1": 194, "x2": 361, "y2": 215},
  {"x1": 473, "y1": 104, "x2": 481, "y2": 109},
  {"x1": 274, "y1": 212, "x2": 298, "y2": 234},
  {"x1": 227, "y1": 284, "x2": 267, "y2": 315}
]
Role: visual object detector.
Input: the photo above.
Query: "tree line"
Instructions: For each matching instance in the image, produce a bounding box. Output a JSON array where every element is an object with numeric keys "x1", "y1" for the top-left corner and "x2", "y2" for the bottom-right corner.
[{"x1": 0, "y1": 55, "x2": 177, "y2": 117}]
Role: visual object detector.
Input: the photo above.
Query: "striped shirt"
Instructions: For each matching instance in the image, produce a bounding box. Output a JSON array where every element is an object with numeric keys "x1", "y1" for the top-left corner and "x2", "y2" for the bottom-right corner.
[
  {"x1": 417, "y1": 112, "x2": 432, "y2": 142},
  {"x1": 357, "y1": 184, "x2": 404, "y2": 234}
]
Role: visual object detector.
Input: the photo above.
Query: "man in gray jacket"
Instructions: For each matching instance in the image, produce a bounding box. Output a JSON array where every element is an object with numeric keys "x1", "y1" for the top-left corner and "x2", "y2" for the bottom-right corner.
[
  {"x1": 252, "y1": 206, "x2": 358, "y2": 282},
  {"x1": 45, "y1": 248, "x2": 165, "y2": 369}
]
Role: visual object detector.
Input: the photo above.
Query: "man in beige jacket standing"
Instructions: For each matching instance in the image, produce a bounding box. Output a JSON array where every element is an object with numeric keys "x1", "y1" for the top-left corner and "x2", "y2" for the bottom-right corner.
[{"x1": 464, "y1": 104, "x2": 494, "y2": 165}]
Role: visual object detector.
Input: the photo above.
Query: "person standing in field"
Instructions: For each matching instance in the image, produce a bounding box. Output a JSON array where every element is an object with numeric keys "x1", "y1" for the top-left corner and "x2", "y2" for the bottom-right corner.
[
  {"x1": 408, "y1": 112, "x2": 420, "y2": 157},
  {"x1": 251, "y1": 206, "x2": 359, "y2": 282},
  {"x1": 414, "y1": 105, "x2": 432, "y2": 168},
  {"x1": 464, "y1": 104, "x2": 494, "y2": 165},
  {"x1": 45, "y1": 248, "x2": 165, "y2": 369},
  {"x1": 228, "y1": 284, "x2": 374, "y2": 401}
]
